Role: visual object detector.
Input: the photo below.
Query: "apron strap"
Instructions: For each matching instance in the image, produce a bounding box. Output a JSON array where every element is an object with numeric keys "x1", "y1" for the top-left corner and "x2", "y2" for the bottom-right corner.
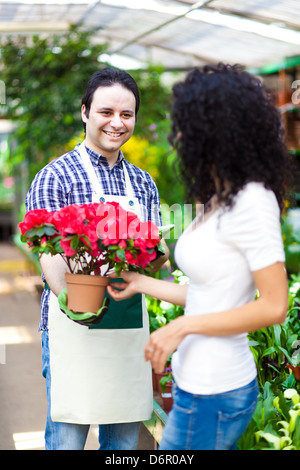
[
  {"x1": 78, "y1": 141, "x2": 135, "y2": 202},
  {"x1": 122, "y1": 160, "x2": 135, "y2": 203}
]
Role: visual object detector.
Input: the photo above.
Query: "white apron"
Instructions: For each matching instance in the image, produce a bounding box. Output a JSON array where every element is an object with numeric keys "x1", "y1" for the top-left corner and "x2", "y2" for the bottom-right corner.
[{"x1": 48, "y1": 142, "x2": 152, "y2": 424}]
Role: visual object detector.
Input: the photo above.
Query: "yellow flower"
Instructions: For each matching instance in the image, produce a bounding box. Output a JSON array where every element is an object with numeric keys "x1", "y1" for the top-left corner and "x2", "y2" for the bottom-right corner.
[{"x1": 121, "y1": 136, "x2": 160, "y2": 181}]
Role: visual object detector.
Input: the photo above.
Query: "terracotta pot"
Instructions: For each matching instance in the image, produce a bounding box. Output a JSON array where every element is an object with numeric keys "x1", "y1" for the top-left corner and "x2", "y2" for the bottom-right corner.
[
  {"x1": 161, "y1": 382, "x2": 173, "y2": 413},
  {"x1": 152, "y1": 370, "x2": 158, "y2": 392},
  {"x1": 65, "y1": 272, "x2": 109, "y2": 313}
]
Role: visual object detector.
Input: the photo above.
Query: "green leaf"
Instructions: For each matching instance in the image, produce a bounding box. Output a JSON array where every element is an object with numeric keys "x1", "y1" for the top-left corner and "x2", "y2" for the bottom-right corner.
[
  {"x1": 70, "y1": 235, "x2": 79, "y2": 250},
  {"x1": 116, "y1": 249, "x2": 126, "y2": 261}
]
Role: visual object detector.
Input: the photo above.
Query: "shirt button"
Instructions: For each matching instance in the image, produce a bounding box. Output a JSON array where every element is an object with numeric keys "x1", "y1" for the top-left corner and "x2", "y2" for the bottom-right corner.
[
  {"x1": 99, "y1": 197, "x2": 105, "y2": 202},
  {"x1": 129, "y1": 200, "x2": 134, "y2": 206}
]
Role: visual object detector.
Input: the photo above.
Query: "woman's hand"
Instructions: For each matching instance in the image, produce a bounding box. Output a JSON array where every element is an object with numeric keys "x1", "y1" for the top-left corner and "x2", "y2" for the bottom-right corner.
[
  {"x1": 144, "y1": 316, "x2": 186, "y2": 373},
  {"x1": 108, "y1": 271, "x2": 188, "y2": 306},
  {"x1": 107, "y1": 271, "x2": 145, "y2": 301}
]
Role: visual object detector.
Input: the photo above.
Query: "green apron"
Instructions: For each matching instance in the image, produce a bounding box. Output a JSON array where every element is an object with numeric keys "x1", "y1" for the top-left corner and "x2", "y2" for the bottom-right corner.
[{"x1": 89, "y1": 278, "x2": 143, "y2": 329}]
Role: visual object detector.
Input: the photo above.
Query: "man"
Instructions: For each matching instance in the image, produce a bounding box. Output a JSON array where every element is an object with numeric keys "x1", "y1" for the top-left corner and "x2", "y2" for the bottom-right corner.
[{"x1": 25, "y1": 68, "x2": 169, "y2": 450}]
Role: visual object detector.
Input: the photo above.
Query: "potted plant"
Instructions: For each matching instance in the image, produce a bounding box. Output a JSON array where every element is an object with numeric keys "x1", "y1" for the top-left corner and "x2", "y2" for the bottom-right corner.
[
  {"x1": 159, "y1": 365, "x2": 174, "y2": 413},
  {"x1": 19, "y1": 201, "x2": 163, "y2": 314}
]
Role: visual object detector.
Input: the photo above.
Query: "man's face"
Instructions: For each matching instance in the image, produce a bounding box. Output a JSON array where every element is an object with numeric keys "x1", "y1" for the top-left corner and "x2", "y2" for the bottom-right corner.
[{"x1": 81, "y1": 83, "x2": 136, "y2": 165}]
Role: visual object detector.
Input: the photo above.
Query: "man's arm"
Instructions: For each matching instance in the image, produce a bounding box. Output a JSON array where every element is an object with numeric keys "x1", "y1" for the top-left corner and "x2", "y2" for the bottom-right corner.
[
  {"x1": 150, "y1": 238, "x2": 169, "y2": 272},
  {"x1": 40, "y1": 253, "x2": 69, "y2": 297},
  {"x1": 25, "y1": 165, "x2": 70, "y2": 296}
]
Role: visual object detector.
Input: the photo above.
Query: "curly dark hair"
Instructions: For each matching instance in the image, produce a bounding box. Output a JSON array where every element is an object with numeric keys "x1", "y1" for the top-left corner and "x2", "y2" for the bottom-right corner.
[{"x1": 169, "y1": 63, "x2": 292, "y2": 212}]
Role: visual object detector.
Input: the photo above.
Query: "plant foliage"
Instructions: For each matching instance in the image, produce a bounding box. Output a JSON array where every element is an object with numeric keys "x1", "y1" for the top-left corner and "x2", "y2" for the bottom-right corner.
[{"x1": 0, "y1": 24, "x2": 107, "y2": 179}]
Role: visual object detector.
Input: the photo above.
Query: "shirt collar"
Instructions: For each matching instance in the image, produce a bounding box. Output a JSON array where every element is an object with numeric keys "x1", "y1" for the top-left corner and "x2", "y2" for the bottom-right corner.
[{"x1": 84, "y1": 144, "x2": 124, "y2": 166}]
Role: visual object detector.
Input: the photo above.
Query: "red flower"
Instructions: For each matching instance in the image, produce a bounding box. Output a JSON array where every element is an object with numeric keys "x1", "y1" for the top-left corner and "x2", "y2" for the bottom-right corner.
[
  {"x1": 136, "y1": 249, "x2": 157, "y2": 268},
  {"x1": 19, "y1": 208, "x2": 54, "y2": 235},
  {"x1": 54, "y1": 204, "x2": 87, "y2": 236},
  {"x1": 96, "y1": 201, "x2": 133, "y2": 243},
  {"x1": 60, "y1": 238, "x2": 77, "y2": 257},
  {"x1": 127, "y1": 219, "x2": 160, "y2": 242},
  {"x1": 125, "y1": 246, "x2": 156, "y2": 269},
  {"x1": 20, "y1": 200, "x2": 161, "y2": 276},
  {"x1": 125, "y1": 250, "x2": 139, "y2": 266},
  {"x1": 118, "y1": 240, "x2": 127, "y2": 249},
  {"x1": 133, "y1": 238, "x2": 148, "y2": 251},
  {"x1": 41, "y1": 237, "x2": 47, "y2": 248}
]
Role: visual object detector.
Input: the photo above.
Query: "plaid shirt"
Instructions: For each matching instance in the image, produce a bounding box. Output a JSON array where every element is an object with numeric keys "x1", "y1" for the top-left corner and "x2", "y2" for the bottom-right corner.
[{"x1": 25, "y1": 144, "x2": 162, "y2": 331}]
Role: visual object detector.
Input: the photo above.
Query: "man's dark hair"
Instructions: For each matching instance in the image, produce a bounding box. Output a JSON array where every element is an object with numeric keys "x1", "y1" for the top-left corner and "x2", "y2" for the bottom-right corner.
[{"x1": 81, "y1": 68, "x2": 140, "y2": 132}]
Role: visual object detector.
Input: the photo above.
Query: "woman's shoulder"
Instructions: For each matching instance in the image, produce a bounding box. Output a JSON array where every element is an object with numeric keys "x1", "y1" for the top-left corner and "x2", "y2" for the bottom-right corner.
[
  {"x1": 220, "y1": 184, "x2": 284, "y2": 270},
  {"x1": 234, "y1": 182, "x2": 279, "y2": 213},
  {"x1": 220, "y1": 182, "x2": 281, "y2": 233}
]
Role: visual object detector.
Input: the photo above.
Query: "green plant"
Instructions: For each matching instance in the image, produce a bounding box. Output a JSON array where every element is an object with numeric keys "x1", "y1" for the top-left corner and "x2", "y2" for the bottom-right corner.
[
  {"x1": 121, "y1": 114, "x2": 185, "y2": 206},
  {"x1": 258, "y1": 388, "x2": 300, "y2": 450},
  {"x1": 238, "y1": 380, "x2": 300, "y2": 450},
  {"x1": 247, "y1": 273, "x2": 300, "y2": 390},
  {"x1": 281, "y1": 212, "x2": 300, "y2": 275},
  {"x1": 159, "y1": 367, "x2": 173, "y2": 393},
  {"x1": 146, "y1": 269, "x2": 186, "y2": 333},
  {"x1": 237, "y1": 274, "x2": 300, "y2": 449}
]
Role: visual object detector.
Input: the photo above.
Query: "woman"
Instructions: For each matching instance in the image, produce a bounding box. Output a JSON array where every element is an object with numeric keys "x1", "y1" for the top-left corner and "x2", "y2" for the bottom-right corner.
[{"x1": 107, "y1": 64, "x2": 291, "y2": 450}]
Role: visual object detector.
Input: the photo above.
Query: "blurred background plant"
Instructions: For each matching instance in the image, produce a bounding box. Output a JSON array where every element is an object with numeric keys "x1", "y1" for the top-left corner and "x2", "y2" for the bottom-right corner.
[
  {"x1": 238, "y1": 273, "x2": 300, "y2": 449},
  {"x1": 281, "y1": 208, "x2": 300, "y2": 275},
  {"x1": 0, "y1": 25, "x2": 107, "y2": 181},
  {"x1": 238, "y1": 383, "x2": 300, "y2": 450}
]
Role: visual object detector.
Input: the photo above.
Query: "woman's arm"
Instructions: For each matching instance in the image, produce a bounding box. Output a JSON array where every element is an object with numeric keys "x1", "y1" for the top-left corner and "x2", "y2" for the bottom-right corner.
[
  {"x1": 144, "y1": 262, "x2": 288, "y2": 372},
  {"x1": 107, "y1": 270, "x2": 188, "y2": 307}
]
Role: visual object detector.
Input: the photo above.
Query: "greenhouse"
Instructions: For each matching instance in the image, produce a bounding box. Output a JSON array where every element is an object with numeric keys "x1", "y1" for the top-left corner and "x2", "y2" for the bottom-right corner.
[{"x1": 0, "y1": 0, "x2": 300, "y2": 451}]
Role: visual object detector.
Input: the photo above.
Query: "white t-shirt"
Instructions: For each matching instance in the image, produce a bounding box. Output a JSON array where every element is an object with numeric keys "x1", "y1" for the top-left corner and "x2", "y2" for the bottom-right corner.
[{"x1": 173, "y1": 182, "x2": 285, "y2": 395}]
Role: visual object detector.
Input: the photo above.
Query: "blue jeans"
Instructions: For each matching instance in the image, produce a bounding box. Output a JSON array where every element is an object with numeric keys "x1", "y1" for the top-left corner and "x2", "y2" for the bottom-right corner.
[
  {"x1": 41, "y1": 331, "x2": 141, "y2": 450},
  {"x1": 159, "y1": 379, "x2": 258, "y2": 450}
]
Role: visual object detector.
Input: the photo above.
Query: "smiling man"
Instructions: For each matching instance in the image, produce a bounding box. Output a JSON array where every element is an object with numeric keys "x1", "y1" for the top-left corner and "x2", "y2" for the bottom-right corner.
[
  {"x1": 25, "y1": 68, "x2": 169, "y2": 450},
  {"x1": 81, "y1": 80, "x2": 136, "y2": 166}
]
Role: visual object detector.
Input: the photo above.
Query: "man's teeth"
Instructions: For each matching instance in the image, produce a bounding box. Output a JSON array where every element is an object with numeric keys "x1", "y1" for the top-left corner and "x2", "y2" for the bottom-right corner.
[{"x1": 104, "y1": 131, "x2": 123, "y2": 137}]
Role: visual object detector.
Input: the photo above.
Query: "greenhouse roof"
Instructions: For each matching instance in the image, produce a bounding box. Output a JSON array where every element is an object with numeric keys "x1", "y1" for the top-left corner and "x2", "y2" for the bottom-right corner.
[{"x1": 0, "y1": 0, "x2": 300, "y2": 72}]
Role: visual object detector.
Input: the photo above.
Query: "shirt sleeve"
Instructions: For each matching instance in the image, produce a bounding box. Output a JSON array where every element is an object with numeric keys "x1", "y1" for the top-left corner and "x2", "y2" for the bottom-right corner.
[
  {"x1": 220, "y1": 183, "x2": 285, "y2": 272},
  {"x1": 149, "y1": 179, "x2": 162, "y2": 226},
  {"x1": 26, "y1": 166, "x2": 67, "y2": 213}
]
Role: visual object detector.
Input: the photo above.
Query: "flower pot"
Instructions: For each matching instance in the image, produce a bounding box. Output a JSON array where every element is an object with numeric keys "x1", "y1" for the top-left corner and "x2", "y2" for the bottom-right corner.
[
  {"x1": 152, "y1": 370, "x2": 158, "y2": 392},
  {"x1": 161, "y1": 382, "x2": 173, "y2": 413},
  {"x1": 65, "y1": 272, "x2": 109, "y2": 313},
  {"x1": 156, "y1": 371, "x2": 174, "y2": 413}
]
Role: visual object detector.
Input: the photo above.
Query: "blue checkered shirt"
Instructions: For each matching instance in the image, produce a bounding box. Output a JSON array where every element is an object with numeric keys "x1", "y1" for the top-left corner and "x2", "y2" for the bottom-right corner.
[{"x1": 25, "y1": 143, "x2": 162, "y2": 331}]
